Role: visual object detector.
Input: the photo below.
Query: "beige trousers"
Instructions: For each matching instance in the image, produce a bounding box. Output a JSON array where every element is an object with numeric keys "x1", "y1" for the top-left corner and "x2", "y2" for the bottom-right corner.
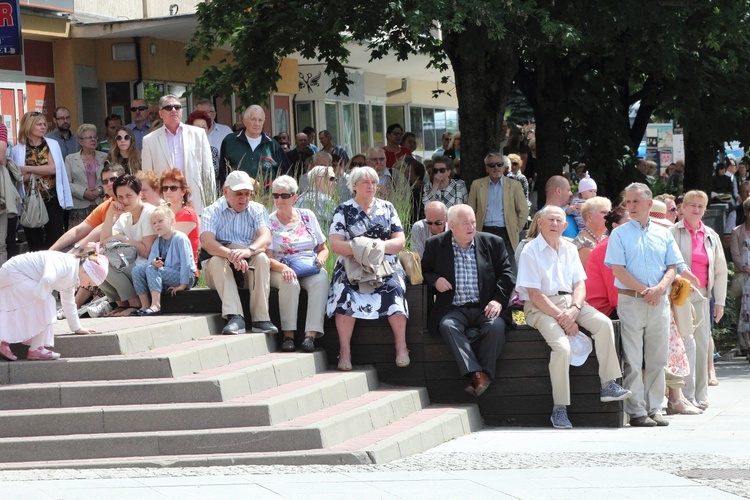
[
  {"x1": 672, "y1": 287, "x2": 709, "y2": 403},
  {"x1": 524, "y1": 294, "x2": 622, "y2": 406},
  {"x1": 617, "y1": 294, "x2": 670, "y2": 418},
  {"x1": 270, "y1": 269, "x2": 329, "y2": 334},
  {"x1": 203, "y1": 249, "x2": 271, "y2": 321}
]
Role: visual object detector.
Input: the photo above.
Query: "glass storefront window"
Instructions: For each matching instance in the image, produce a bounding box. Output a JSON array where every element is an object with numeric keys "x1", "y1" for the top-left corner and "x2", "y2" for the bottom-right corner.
[
  {"x1": 342, "y1": 103, "x2": 356, "y2": 156},
  {"x1": 359, "y1": 104, "x2": 370, "y2": 153},
  {"x1": 325, "y1": 102, "x2": 339, "y2": 150},
  {"x1": 296, "y1": 102, "x2": 315, "y2": 134},
  {"x1": 372, "y1": 105, "x2": 385, "y2": 147},
  {"x1": 386, "y1": 106, "x2": 405, "y2": 130}
]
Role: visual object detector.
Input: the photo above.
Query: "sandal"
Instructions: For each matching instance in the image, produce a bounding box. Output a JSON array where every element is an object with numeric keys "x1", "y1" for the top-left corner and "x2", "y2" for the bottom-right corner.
[
  {"x1": 396, "y1": 351, "x2": 411, "y2": 368},
  {"x1": 708, "y1": 371, "x2": 719, "y2": 386},
  {"x1": 27, "y1": 347, "x2": 61, "y2": 361},
  {"x1": 0, "y1": 341, "x2": 17, "y2": 361},
  {"x1": 300, "y1": 336, "x2": 315, "y2": 353},
  {"x1": 280, "y1": 338, "x2": 296, "y2": 352},
  {"x1": 104, "y1": 306, "x2": 129, "y2": 317}
]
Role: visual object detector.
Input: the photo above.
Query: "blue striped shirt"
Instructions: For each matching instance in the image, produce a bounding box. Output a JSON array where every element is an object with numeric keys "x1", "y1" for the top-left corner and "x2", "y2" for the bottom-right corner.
[
  {"x1": 452, "y1": 238, "x2": 480, "y2": 306},
  {"x1": 201, "y1": 197, "x2": 269, "y2": 245},
  {"x1": 605, "y1": 219, "x2": 685, "y2": 288}
]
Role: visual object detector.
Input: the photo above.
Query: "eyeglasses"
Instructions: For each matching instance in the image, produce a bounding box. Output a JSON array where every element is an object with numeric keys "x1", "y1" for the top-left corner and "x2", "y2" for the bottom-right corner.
[
  {"x1": 130, "y1": 106, "x2": 148, "y2": 112},
  {"x1": 425, "y1": 220, "x2": 445, "y2": 226},
  {"x1": 80, "y1": 136, "x2": 97, "y2": 141},
  {"x1": 161, "y1": 104, "x2": 182, "y2": 111},
  {"x1": 486, "y1": 162, "x2": 504, "y2": 169},
  {"x1": 669, "y1": 207, "x2": 678, "y2": 212},
  {"x1": 511, "y1": 162, "x2": 521, "y2": 167},
  {"x1": 56, "y1": 116, "x2": 71, "y2": 121},
  {"x1": 351, "y1": 162, "x2": 366, "y2": 167},
  {"x1": 161, "y1": 185, "x2": 182, "y2": 192},
  {"x1": 101, "y1": 176, "x2": 119, "y2": 185},
  {"x1": 272, "y1": 193, "x2": 294, "y2": 199},
  {"x1": 434, "y1": 168, "x2": 448, "y2": 174},
  {"x1": 116, "y1": 134, "x2": 131, "y2": 141}
]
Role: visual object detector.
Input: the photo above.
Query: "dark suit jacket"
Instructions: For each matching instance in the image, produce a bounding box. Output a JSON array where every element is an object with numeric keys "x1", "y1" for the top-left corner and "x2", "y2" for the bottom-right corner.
[{"x1": 422, "y1": 231, "x2": 515, "y2": 335}]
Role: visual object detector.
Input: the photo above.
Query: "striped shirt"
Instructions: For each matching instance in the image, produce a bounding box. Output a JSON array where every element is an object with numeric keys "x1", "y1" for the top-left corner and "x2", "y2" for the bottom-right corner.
[
  {"x1": 452, "y1": 238, "x2": 480, "y2": 306},
  {"x1": 201, "y1": 197, "x2": 269, "y2": 245}
]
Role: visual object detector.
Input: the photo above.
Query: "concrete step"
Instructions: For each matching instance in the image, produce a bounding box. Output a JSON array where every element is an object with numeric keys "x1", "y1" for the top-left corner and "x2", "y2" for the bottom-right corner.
[
  {"x1": 0, "y1": 387, "x2": 431, "y2": 463},
  {"x1": 51, "y1": 314, "x2": 227, "y2": 357},
  {"x1": 0, "y1": 333, "x2": 277, "y2": 385},
  {"x1": 0, "y1": 368, "x2": 379, "y2": 437},
  {"x1": 0, "y1": 350, "x2": 329, "y2": 410},
  {"x1": 0, "y1": 405, "x2": 481, "y2": 469}
]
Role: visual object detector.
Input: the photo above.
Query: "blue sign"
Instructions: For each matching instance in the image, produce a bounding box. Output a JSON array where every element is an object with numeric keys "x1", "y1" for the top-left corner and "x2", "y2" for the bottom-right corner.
[{"x1": 0, "y1": 1, "x2": 21, "y2": 56}]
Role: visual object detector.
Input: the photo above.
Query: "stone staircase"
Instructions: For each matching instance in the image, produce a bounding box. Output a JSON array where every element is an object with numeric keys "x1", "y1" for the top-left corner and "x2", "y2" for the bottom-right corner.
[{"x1": 0, "y1": 314, "x2": 481, "y2": 469}]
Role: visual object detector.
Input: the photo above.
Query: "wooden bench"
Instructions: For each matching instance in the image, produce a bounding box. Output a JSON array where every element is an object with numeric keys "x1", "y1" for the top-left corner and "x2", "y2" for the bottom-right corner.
[{"x1": 162, "y1": 285, "x2": 625, "y2": 427}]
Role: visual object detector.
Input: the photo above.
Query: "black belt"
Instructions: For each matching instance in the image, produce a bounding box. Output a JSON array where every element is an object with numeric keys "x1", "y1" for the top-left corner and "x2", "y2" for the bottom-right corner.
[{"x1": 557, "y1": 291, "x2": 571, "y2": 295}]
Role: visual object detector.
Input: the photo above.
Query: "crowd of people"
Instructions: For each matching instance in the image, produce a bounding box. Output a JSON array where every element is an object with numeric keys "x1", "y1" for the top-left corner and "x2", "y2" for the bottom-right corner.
[{"x1": 0, "y1": 102, "x2": 743, "y2": 431}]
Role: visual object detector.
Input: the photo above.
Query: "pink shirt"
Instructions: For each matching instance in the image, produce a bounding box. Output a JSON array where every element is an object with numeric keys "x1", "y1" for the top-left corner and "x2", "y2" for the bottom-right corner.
[
  {"x1": 585, "y1": 239, "x2": 618, "y2": 317},
  {"x1": 165, "y1": 124, "x2": 185, "y2": 171},
  {"x1": 688, "y1": 221, "x2": 709, "y2": 289}
]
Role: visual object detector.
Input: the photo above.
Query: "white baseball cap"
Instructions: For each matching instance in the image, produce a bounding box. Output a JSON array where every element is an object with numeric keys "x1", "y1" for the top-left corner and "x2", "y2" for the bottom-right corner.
[{"x1": 569, "y1": 332, "x2": 593, "y2": 366}]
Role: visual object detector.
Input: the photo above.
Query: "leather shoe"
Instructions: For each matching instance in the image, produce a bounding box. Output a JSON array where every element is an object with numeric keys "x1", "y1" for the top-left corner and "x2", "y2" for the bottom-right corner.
[
  {"x1": 629, "y1": 415, "x2": 657, "y2": 427},
  {"x1": 473, "y1": 371, "x2": 491, "y2": 397},
  {"x1": 649, "y1": 413, "x2": 670, "y2": 426}
]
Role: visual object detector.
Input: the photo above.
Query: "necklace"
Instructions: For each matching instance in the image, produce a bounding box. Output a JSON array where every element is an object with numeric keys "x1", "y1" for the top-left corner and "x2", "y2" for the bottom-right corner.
[{"x1": 585, "y1": 226, "x2": 603, "y2": 243}]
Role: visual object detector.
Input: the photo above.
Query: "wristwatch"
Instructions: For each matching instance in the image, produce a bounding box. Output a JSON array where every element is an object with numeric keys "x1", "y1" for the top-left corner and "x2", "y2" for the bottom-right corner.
[
  {"x1": 572, "y1": 302, "x2": 582, "y2": 311},
  {"x1": 249, "y1": 245, "x2": 257, "y2": 254}
]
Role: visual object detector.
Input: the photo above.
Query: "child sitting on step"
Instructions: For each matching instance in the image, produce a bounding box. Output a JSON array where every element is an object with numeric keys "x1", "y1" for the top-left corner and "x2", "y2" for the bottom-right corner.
[{"x1": 131, "y1": 205, "x2": 196, "y2": 316}]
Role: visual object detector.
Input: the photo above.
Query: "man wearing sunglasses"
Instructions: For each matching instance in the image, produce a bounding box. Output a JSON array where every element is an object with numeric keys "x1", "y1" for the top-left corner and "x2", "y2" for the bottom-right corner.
[
  {"x1": 411, "y1": 201, "x2": 448, "y2": 258},
  {"x1": 468, "y1": 152, "x2": 529, "y2": 275},
  {"x1": 126, "y1": 99, "x2": 151, "y2": 151},
  {"x1": 141, "y1": 94, "x2": 215, "y2": 215}
]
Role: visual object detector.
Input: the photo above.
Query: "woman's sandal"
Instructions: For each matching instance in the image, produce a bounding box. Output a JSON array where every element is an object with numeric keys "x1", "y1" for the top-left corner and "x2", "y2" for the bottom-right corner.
[
  {"x1": 396, "y1": 351, "x2": 411, "y2": 368},
  {"x1": 337, "y1": 357, "x2": 352, "y2": 371},
  {"x1": 300, "y1": 336, "x2": 315, "y2": 353},
  {"x1": 104, "y1": 306, "x2": 129, "y2": 317},
  {"x1": 0, "y1": 341, "x2": 17, "y2": 361}
]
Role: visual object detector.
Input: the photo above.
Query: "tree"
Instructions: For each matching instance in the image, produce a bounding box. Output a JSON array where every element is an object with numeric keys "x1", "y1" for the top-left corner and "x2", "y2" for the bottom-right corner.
[{"x1": 187, "y1": 1, "x2": 545, "y2": 186}]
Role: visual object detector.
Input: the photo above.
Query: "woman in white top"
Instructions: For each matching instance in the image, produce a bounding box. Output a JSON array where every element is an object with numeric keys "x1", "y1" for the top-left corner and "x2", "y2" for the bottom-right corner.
[
  {"x1": 99, "y1": 174, "x2": 157, "y2": 316},
  {"x1": 267, "y1": 175, "x2": 330, "y2": 353},
  {"x1": 0, "y1": 248, "x2": 107, "y2": 361}
]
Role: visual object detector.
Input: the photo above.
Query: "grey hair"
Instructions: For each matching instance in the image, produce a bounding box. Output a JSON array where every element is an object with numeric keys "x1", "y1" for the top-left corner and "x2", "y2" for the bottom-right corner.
[
  {"x1": 623, "y1": 182, "x2": 653, "y2": 200},
  {"x1": 367, "y1": 147, "x2": 384, "y2": 160},
  {"x1": 483, "y1": 152, "x2": 506, "y2": 165},
  {"x1": 536, "y1": 205, "x2": 566, "y2": 220},
  {"x1": 348, "y1": 166, "x2": 379, "y2": 192},
  {"x1": 312, "y1": 151, "x2": 332, "y2": 166},
  {"x1": 446, "y1": 204, "x2": 473, "y2": 224},
  {"x1": 424, "y1": 200, "x2": 448, "y2": 217},
  {"x1": 271, "y1": 175, "x2": 298, "y2": 194},
  {"x1": 194, "y1": 97, "x2": 214, "y2": 110},
  {"x1": 158, "y1": 94, "x2": 182, "y2": 107},
  {"x1": 243, "y1": 104, "x2": 264, "y2": 118},
  {"x1": 76, "y1": 123, "x2": 97, "y2": 137},
  {"x1": 308, "y1": 165, "x2": 335, "y2": 185}
]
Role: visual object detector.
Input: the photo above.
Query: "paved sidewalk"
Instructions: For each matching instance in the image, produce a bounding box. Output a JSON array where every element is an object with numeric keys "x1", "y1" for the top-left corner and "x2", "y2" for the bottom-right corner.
[{"x1": 2, "y1": 359, "x2": 748, "y2": 499}]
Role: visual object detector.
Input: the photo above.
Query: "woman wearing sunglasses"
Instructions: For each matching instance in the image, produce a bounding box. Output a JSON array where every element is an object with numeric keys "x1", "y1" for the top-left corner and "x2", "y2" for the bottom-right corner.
[
  {"x1": 160, "y1": 168, "x2": 200, "y2": 270},
  {"x1": 267, "y1": 175, "x2": 329, "y2": 353},
  {"x1": 106, "y1": 127, "x2": 142, "y2": 175},
  {"x1": 421, "y1": 155, "x2": 467, "y2": 210},
  {"x1": 11, "y1": 111, "x2": 73, "y2": 251}
]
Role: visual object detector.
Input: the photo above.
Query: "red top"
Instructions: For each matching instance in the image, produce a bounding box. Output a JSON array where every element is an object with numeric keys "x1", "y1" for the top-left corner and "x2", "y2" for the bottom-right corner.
[
  {"x1": 585, "y1": 239, "x2": 618, "y2": 316},
  {"x1": 176, "y1": 206, "x2": 200, "y2": 271},
  {"x1": 384, "y1": 146, "x2": 411, "y2": 168}
]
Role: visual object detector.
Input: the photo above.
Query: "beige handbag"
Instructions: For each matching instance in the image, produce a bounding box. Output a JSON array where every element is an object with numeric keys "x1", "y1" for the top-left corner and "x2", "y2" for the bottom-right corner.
[
  {"x1": 19, "y1": 174, "x2": 49, "y2": 228},
  {"x1": 398, "y1": 249, "x2": 423, "y2": 285}
]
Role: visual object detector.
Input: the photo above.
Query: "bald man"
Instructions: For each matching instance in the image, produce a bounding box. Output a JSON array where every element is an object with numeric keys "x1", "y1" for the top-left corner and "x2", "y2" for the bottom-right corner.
[{"x1": 544, "y1": 175, "x2": 578, "y2": 238}]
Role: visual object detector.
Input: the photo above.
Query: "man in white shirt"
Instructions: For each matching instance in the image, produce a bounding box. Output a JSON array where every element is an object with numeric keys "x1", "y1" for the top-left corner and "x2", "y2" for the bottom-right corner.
[
  {"x1": 517, "y1": 205, "x2": 631, "y2": 429},
  {"x1": 194, "y1": 98, "x2": 234, "y2": 154}
]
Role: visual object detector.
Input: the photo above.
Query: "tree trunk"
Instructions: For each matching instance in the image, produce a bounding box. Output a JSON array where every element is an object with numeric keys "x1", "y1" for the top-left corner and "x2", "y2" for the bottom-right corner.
[
  {"x1": 442, "y1": 29, "x2": 517, "y2": 188},
  {"x1": 516, "y1": 58, "x2": 568, "y2": 208},
  {"x1": 683, "y1": 121, "x2": 716, "y2": 193}
]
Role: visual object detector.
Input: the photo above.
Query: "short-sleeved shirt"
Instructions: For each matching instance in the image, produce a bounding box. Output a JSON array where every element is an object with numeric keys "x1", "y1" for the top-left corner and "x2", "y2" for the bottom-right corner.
[
  {"x1": 112, "y1": 203, "x2": 156, "y2": 265},
  {"x1": 201, "y1": 197, "x2": 269, "y2": 246},
  {"x1": 605, "y1": 218, "x2": 685, "y2": 289},
  {"x1": 269, "y1": 208, "x2": 325, "y2": 260},
  {"x1": 84, "y1": 198, "x2": 114, "y2": 227},
  {"x1": 516, "y1": 234, "x2": 586, "y2": 301}
]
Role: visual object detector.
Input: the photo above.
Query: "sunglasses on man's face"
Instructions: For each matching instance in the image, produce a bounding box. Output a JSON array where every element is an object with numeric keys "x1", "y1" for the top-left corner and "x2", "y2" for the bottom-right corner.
[
  {"x1": 161, "y1": 104, "x2": 182, "y2": 111},
  {"x1": 434, "y1": 168, "x2": 448, "y2": 174},
  {"x1": 101, "y1": 176, "x2": 119, "y2": 185},
  {"x1": 425, "y1": 220, "x2": 444, "y2": 226},
  {"x1": 272, "y1": 193, "x2": 294, "y2": 199},
  {"x1": 131, "y1": 106, "x2": 148, "y2": 112},
  {"x1": 486, "y1": 162, "x2": 504, "y2": 169}
]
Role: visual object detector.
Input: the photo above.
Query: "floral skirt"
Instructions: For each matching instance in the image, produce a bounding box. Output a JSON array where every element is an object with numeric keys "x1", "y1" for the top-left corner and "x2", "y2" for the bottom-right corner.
[
  {"x1": 0, "y1": 268, "x2": 56, "y2": 346},
  {"x1": 326, "y1": 259, "x2": 409, "y2": 320}
]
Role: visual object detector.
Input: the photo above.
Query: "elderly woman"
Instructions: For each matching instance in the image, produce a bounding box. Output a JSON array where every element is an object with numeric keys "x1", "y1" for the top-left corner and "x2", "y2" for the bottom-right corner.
[
  {"x1": 11, "y1": 111, "x2": 73, "y2": 251},
  {"x1": 421, "y1": 155, "x2": 467, "y2": 210},
  {"x1": 573, "y1": 196, "x2": 612, "y2": 268},
  {"x1": 0, "y1": 248, "x2": 106, "y2": 361},
  {"x1": 106, "y1": 127, "x2": 142, "y2": 175},
  {"x1": 327, "y1": 166, "x2": 409, "y2": 370},
  {"x1": 98, "y1": 114, "x2": 122, "y2": 153},
  {"x1": 65, "y1": 124, "x2": 108, "y2": 227},
  {"x1": 160, "y1": 168, "x2": 200, "y2": 268},
  {"x1": 295, "y1": 165, "x2": 337, "y2": 229},
  {"x1": 730, "y1": 197, "x2": 750, "y2": 358},
  {"x1": 670, "y1": 190, "x2": 728, "y2": 410},
  {"x1": 99, "y1": 175, "x2": 157, "y2": 316},
  {"x1": 266, "y1": 175, "x2": 330, "y2": 352}
]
